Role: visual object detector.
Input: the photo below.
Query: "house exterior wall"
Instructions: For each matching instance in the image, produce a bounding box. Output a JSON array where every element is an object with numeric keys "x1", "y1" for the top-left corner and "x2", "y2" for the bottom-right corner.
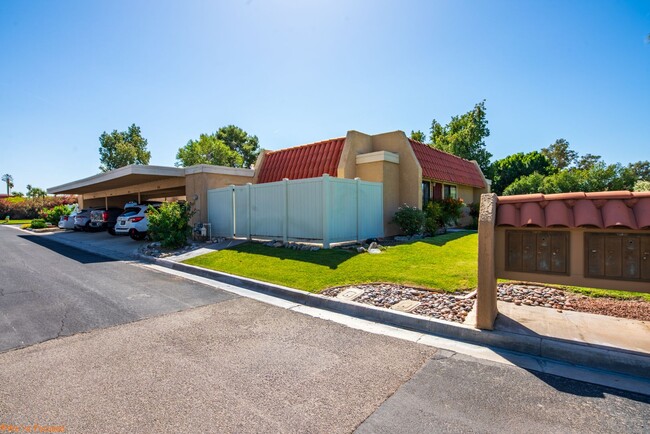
[
  {"x1": 356, "y1": 159, "x2": 401, "y2": 236},
  {"x1": 495, "y1": 226, "x2": 650, "y2": 293},
  {"x1": 186, "y1": 171, "x2": 254, "y2": 225},
  {"x1": 337, "y1": 130, "x2": 373, "y2": 179}
]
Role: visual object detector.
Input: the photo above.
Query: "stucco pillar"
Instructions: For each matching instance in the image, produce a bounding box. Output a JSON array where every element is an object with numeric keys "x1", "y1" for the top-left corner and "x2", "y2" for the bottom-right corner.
[{"x1": 476, "y1": 193, "x2": 498, "y2": 330}]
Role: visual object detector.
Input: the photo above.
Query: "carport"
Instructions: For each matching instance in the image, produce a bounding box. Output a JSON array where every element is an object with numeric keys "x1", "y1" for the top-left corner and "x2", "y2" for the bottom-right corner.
[
  {"x1": 48, "y1": 165, "x2": 187, "y2": 209},
  {"x1": 48, "y1": 164, "x2": 255, "y2": 225}
]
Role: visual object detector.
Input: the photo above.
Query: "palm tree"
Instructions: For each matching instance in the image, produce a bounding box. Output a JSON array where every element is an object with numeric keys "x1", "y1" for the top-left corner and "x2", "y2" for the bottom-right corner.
[{"x1": 2, "y1": 174, "x2": 13, "y2": 196}]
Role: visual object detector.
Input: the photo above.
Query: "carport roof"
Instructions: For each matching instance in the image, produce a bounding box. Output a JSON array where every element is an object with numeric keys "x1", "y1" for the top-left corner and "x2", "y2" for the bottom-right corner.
[{"x1": 48, "y1": 165, "x2": 186, "y2": 195}]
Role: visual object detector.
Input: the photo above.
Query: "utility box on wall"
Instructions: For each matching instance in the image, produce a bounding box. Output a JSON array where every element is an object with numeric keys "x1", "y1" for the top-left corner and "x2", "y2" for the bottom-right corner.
[
  {"x1": 585, "y1": 233, "x2": 650, "y2": 282},
  {"x1": 506, "y1": 230, "x2": 569, "y2": 275}
]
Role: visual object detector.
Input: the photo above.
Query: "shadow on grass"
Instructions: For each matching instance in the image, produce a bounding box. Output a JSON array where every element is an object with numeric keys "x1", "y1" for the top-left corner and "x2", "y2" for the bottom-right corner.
[
  {"x1": 19, "y1": 234, "x2": 116, "y2": 264},
  {"x1": 227, "y1": 242, "x2": 356, "y2": 270},
  {"x1": 415, "y1": 230, "x2": 476, "y2": 247}
]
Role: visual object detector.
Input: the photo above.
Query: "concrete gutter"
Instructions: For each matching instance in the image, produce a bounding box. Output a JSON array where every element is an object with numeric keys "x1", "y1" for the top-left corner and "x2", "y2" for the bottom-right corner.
[{"x1": 138, "y1": 254, "x2": 650, "y2": 381}]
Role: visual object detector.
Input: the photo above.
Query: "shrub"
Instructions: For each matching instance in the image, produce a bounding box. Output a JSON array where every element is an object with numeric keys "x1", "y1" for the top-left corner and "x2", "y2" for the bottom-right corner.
[
  {"x1": 30, "y1": 219, "x2": 47, "y2": 229},
  {"x1": 423, "y1": 198, "x2": 465, "y2": 234},
  {"x1": 424, "y1": 201, "x2": 443, "y2": 235},
  {"x1": 41, "y1": 204, "x2": 73, "y2": 225},
  {"x1": 392, "y1": 204, "x2": 425, "y2": 236},
  {"x1": 147, "y1": 202, "x2": 195, "y2": 249},
  {"x1": 467, "y1": 202, "x2": 480, "y2": 229},
  {"x1": 0, "y1": 195, "x2": 77, "y2": 219}
]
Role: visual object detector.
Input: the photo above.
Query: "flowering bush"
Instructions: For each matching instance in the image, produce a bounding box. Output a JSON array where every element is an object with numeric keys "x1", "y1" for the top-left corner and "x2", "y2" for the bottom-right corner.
[
  {"x1": 424, "y1": 198, "x2": 465, "y2": 234},
  {"x1": 0, "y1": 196, "x2": 77, "y2": 219},
  {"x1": 41, "y1": 204, "x2": 74, "y2": 225},
  {"x1": 392, "y1": 204, "x2": 425, "y2": 236},
  {"x1": 147, "y1": 202, "x2": 196, "y2": 249}
]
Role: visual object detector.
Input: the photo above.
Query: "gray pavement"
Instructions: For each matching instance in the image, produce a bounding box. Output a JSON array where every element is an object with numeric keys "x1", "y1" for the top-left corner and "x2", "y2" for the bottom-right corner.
[
  {"x1": 357, "y1": 351, "x2": 650, "y2": 433},
  {"x1": 0, "y1": 226, "x2": 236, "y2": 352},
  {"x1": 2, "y1": 224, "x2": 650, "y2": 433}
]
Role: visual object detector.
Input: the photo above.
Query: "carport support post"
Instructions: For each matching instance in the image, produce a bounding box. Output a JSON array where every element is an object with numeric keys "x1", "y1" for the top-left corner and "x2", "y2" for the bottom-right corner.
[
  {"x1": 476, "y1": 193, "x2": 498, "y2": 330},
  {"x1": 105, "y1": 196, "x2": 108, "y2": 209}
]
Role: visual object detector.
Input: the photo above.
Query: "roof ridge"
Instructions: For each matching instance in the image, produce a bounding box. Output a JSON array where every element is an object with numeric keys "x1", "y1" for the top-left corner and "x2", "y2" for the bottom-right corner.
[
  {"x1": 265, "y1": 137, "x2": 346, "y2": 155},
  {"x1": 408, "y1": 138, "x2": 477, "y2": 164}
]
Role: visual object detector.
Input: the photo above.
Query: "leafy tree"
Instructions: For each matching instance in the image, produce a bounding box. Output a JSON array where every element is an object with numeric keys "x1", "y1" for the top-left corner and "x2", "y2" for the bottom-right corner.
[
  {"x1": 491, "y1": 151, "x2": 553, "y2": 195},
  {"x1": 541, "y1": 138, "x2": 578, "y2": 170},
  {"x1": 11, "y1": 191, "x2": 24, "y2": 197},
  {"x1": 410, "y1": 130, "x2": 426, "y2": 143},
  {"x1": 625, "y1": 161, "x2": 650, "y2": 181},
  {"x1": 215, "y1": 125, "x2": 260, "y2": 168},
  {"x1": 176, "y1": 134, "x2": 243, "y2": 167},
  {"x1": 429, "y1": 100, "x2": 492, "y2": 174},
  {"x1": 502, "y1": 172, "x2": 545, "y2": 195},
  {"x1": 577, "y1": 154, "x2": 602, "y2": 171},
  {"x1": 176, "y1": 125, "x2": 260, "y2": 168},
  {"x1": 99, "y1": 124, "x2": 151, "y2": 172},
  {"x1": 26, "y1": 184, "x2": 47, "y2": 198},
  {"x1": 2, "y1": 174, "x2": 13, "y2": 195},
  {"x1": 634, "y1": 180, "x2": 650, "y2": 192}
]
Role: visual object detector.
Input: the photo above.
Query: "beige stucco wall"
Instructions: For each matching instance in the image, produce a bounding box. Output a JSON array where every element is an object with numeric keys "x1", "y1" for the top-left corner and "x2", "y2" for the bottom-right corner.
[
  {"x1": 186, "y1": 172, "x2": 253, "y2": 225},
  {"x1": 356, "y1": 159, "x2": 401, "y2": 236},
  {"x1": 370, "y1": 131, "x2": 422, "y2": 211},
  {"x1": 337, "y1": 130, "x2": 374, "y2": 179},
  {"x1": 495, "y1": 227, "x2": 650, "y2": 293}
]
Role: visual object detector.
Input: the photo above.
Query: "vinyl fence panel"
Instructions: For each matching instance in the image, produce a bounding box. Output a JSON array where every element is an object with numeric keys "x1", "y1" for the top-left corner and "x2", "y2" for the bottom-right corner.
[{"x1": 206, "y1": 175, "x2": 383, "y2": 247}]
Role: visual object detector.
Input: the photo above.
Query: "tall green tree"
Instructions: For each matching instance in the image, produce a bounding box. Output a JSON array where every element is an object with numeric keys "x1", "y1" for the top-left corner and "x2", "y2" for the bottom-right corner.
[
  {"x1": 429, "y1": 100, "x2": 492, "y2": 174},
  {"x1": 176, "y1": 125, "x2": 260, "y2": 168},
  {"x1": 541, "y1": 138, "x2": 578, "y2": 170},
  {"x1": 410, "y1": 130, "x2": 426, "y2": 143},
  {"x1": 99, "y1": 124, "x2": 151, "y2": 172},
  {"x1": 176, "y1": 134, "x2": 243, "y2": 167},
  {"x1": 491, "y1": 151, "x2": 553, "y2": 195},
  {"x1": 502, "y1": 172, "x2": 545, "y2": 196},
  {"x1": 624, "y1": 160, "x2": 650, "y2": 181},
  {"x1": 26, "y1": 184, "x2": 47, "y2": 198},
  {"x1": 1, "y1": 174, "x2": 13, "y2": 196},
  {"x1": 215, "y1": 125, "x2": 260, "y2": 168},
  {"x1": 577, "y1": 154, "x2": 602, "y2": 171}
]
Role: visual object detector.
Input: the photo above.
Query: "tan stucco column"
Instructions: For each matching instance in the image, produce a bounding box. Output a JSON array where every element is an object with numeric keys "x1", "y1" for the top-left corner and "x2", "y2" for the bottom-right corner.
[{"x1": 476, "y1": 193, "x2": 498, "y2": 330}]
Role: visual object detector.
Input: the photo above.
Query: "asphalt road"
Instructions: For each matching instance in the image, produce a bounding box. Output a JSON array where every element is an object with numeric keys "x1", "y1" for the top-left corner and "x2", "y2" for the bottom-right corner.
[
  {"x1": 1, "y1": 225, "x2": 649, "y2": 433},
  {"x1": 0, "y1": 226, "x2": 236, "y2": 352}
]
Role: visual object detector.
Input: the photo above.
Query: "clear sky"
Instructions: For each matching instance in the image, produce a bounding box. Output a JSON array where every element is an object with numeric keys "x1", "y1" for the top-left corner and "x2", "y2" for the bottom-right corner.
[{"x1": 1, "y1": 0, "x2": 649, "y2": 193}]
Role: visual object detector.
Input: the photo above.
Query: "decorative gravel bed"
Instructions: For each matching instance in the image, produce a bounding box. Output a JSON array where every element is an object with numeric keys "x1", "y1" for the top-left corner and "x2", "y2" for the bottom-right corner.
[{"x1": 322, "y1": 282, "x2": 650, "y2": 323}]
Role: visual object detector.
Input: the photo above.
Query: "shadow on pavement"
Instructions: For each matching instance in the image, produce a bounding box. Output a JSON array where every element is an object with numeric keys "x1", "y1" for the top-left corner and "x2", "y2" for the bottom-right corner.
[{"x1": 19, "y1": 234, "x2": 117, "y2": 264}]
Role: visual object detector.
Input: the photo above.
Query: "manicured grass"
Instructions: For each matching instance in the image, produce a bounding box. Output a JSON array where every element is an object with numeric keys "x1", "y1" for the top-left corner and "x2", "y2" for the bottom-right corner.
[
  {"x1": 0, "y1": 219, "x2": 32, "y2": 225},
  {"x1": 185, "y1": 232, "x2": 479, "y2": 293},
  {"x1": 186, "y1": 231, "x2": 650, "y2": 301}
]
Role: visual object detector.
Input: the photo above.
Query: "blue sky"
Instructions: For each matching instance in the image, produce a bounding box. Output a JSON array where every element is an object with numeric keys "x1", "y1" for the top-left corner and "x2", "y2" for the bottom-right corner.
[{"x1": 1, "y1": 0, "x2": 649, "y2": 193}]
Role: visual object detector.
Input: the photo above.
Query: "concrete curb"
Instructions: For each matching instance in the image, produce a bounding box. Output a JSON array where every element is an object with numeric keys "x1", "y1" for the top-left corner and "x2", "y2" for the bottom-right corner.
[{"x1": 138, "y1": 254, "x2": 650, "y2": 380}]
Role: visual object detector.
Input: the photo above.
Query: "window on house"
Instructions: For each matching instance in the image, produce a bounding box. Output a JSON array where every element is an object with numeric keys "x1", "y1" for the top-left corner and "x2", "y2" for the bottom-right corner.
[
  {"x1": 422, "y1": 181, "x2": 431, "y2": 207},
  {"x1": 443, "y1": 184, "x2": 457, "y2": 199}
]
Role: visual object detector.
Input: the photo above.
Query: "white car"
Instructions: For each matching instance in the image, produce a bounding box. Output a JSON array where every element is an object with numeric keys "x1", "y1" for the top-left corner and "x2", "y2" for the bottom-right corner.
[
  {"x1": 114, "y1": 203, "x2": 160, "y2": 240},
  {"x1": 58, "y1": 209, "x2": 78, "y2": 230}
]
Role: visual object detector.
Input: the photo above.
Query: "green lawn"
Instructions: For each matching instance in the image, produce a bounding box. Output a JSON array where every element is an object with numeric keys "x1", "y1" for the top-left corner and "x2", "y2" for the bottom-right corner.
[
  {"x1": 185, "y1": 231, "x2": 650, "y2": 301},
  {"x1": 0, "y1": 219, "x2": 32, "y2": 225},
  {"x1": 185, "y1": 232, "x2": 479, "y2": 293}
]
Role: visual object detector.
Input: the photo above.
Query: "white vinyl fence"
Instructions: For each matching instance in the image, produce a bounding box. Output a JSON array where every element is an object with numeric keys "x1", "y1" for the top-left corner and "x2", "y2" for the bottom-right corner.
[{"x1": 207, "y1": 175, "x2": 383, "y2": 248}]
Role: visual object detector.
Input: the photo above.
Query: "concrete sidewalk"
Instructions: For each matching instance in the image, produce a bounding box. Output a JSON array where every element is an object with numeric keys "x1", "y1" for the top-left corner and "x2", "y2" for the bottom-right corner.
[{"x1": 495, "y1": 301, "x2": 650, "y2": 355}]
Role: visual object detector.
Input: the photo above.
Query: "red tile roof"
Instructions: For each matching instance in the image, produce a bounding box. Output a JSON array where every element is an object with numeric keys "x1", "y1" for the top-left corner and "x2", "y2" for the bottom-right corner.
[
  {"x1": 496, "y1": 191, "x2": 650, "y2": 230},
  {"x1": 408, "y1": 140, "x2": 486, "y2": 188},
  {"x1": 257, "y1": 138, "x2": 346, "y2": 184}
]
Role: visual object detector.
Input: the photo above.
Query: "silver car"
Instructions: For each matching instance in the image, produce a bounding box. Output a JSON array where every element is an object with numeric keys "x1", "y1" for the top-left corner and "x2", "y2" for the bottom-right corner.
[
  {"x1": 58, "y1": 209, "x2": 78, "y2": 230},
  {"x1": 73, "y1": 208, "x2": 99, "y2": 231}
]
